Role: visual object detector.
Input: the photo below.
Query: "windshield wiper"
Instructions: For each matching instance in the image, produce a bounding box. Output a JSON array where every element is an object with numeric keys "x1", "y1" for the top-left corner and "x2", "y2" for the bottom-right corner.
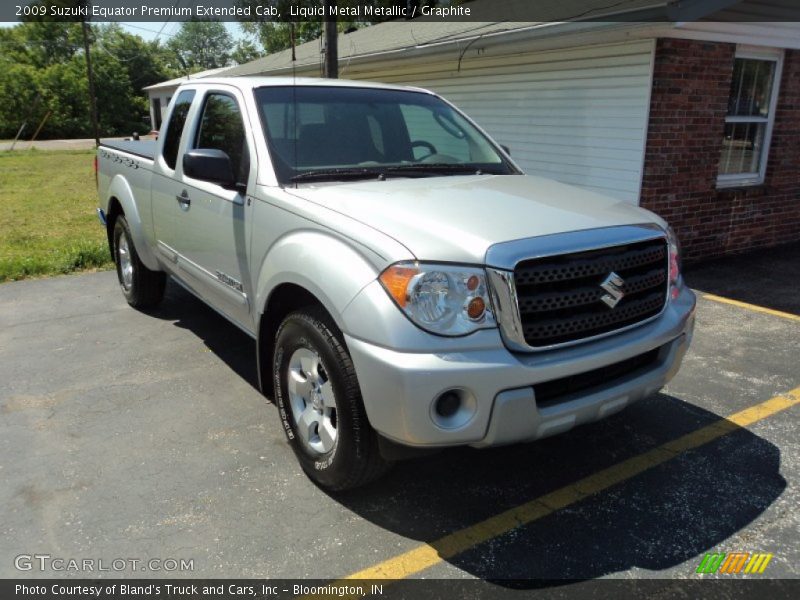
[
  {"x1": 289, "y1": 163, "x2": 501, "y2": 183},
  {"x1": 290, "y1": 168, "x2": 382, "y2": 183},
  {"x1": 383, "y1": 163, "x2": 486, "y2": 176}
]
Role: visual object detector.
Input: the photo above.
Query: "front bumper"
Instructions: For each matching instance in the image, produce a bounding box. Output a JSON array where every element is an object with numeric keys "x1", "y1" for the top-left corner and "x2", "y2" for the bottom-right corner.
[{"x1": 345, "y1": 285, "x2": 696, "y2": 448}]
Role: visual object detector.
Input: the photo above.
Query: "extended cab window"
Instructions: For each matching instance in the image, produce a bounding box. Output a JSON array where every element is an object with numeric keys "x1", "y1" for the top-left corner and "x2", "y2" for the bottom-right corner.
[
  {"x1": 194, "y1": 93, "x2": 249, "y2": 184},
  {"x1": 161, "y1": 90, "x2": 195, "y2": 170}
]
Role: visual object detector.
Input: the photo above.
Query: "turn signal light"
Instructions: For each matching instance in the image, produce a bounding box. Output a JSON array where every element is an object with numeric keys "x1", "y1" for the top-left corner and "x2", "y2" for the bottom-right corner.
[
  {"x1": 379, "y1": 264, "x2": 419, "y2": 308},
  {"x1": 466, "y1": 296, "x2": 486, "y2": 320}
]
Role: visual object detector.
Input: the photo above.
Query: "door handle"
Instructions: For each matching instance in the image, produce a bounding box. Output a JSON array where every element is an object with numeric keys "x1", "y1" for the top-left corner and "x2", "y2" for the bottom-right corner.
[{"x1": 176, "y1": 190, "x2": 191, "y2": 210}]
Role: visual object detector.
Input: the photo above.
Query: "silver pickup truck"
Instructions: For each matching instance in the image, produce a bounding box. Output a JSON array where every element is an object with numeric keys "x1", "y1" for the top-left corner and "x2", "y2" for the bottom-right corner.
[{"x1": 97, "y1": 76, "x2": 695, "y2": 490}]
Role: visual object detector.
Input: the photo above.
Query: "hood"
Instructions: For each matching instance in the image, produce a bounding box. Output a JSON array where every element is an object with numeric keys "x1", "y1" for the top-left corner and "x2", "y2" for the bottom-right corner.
[{"x1": 289, "y1": 174, "x2": 663, "y2": 264}]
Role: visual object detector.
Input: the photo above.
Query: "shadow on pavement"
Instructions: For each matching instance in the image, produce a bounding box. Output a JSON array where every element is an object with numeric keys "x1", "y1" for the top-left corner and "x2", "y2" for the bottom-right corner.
[
  {"x1": 148, "y1": 279, "x2": 259, "y2": 390},
  {"x1": 329, "y1": 393, "x2": 785, "y2": 584},
  {"x1": 684, "y1": 241, "x2": 800, "y2": 315},
  {"x1": 142, "y1": 276, "x2": 786, "y2": 584}
]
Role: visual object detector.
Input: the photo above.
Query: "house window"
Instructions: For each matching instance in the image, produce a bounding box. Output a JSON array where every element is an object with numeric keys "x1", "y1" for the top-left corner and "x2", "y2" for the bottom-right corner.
[{"x1": 717, "y1": 47, "x2": 783, "y2": 188}]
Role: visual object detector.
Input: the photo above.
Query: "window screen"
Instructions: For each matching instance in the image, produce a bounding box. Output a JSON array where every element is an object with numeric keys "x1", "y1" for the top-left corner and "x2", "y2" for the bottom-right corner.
[{"x1": 718, "y1": 55, "x2": 780, "y2": 184}]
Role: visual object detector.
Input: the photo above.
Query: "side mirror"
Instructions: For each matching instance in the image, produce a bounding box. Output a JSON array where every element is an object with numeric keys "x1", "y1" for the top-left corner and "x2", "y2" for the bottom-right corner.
[
  {"x1": 183, "y1": 149, "x2": 235, "y2": 188},
  {"x1": 500, "y1": 144, "x2": 511, "y2": 156}
]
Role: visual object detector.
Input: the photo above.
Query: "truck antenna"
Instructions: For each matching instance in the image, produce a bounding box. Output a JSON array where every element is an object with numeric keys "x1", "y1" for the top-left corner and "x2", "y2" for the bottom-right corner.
[{"x1": 291, "y1": 22, "x2": 298, "y2": 189}]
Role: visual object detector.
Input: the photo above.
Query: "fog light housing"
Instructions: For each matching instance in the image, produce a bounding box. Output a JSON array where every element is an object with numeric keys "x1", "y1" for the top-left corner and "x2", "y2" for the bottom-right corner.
[
  {"x1": 430, "y1": 388, "x2": 477, "y2": 430},
  {"x1": 435, "y1": 391, "x2": 461, "y2": 418}
]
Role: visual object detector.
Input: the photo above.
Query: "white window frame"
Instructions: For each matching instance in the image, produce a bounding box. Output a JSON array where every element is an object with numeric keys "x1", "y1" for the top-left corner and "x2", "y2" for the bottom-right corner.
[{"x1": 717, "y1": 45, "x2": 784, "y2": 189}]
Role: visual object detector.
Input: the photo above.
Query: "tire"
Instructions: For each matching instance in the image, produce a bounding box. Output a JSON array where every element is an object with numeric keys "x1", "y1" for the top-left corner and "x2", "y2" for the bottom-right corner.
[
  {"x1": 273, "y1": 307, "x2": 390, "y2": 490},
  {"x1": 112, "y1": 215, "x2": 166, "y2": 309}
]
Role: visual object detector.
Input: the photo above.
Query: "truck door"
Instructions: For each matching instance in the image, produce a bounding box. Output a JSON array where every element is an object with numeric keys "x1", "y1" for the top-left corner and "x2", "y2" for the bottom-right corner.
[{"x1": 152, "y1": 87, "x2": 255, "y2": 331}]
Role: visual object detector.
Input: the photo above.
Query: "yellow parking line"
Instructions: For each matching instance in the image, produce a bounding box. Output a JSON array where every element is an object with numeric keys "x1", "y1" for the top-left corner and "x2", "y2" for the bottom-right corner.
[
  {"x1": 703, "y1": 293, "x2": 800, "y2": 322},
  {"x1": 338, "y1": 386, "x2": 800, "y2": 583}
]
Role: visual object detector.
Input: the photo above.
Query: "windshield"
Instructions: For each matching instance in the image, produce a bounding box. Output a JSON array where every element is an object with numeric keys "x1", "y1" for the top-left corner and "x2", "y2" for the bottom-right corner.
[{"x1": 254, "y1": 85, "x2": 517, "y2": 184}]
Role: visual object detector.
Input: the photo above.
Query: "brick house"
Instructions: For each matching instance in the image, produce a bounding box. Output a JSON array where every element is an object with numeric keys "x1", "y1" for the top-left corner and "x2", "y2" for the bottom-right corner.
[
  {"x1": 642, "y1": 39, "x2": 799, "y2": 259},
  {"x1": 220, "y1": 0, "x2": 800, "y2": 260}
]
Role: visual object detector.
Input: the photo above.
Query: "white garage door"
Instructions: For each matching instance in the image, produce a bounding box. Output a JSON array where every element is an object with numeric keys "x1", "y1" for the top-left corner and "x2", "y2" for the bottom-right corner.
[{"x1": 346, "y1": 40, "x2": 655, "y2": 204}]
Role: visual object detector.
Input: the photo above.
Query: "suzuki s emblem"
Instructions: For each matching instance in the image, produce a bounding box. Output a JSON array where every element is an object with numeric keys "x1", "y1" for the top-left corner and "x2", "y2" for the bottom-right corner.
[{"x1": 599, "y1": 272, "x2": 625, "y2": 308}]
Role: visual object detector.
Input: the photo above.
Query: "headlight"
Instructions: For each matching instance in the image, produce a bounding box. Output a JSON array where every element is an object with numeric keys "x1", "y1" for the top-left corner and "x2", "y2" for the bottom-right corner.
[
  {"x1": 379, "y1": 262, "x2": 496, "y2": 336},
  {"x1": 666, "y1": 225, "x2": 682, "y2": 297}
]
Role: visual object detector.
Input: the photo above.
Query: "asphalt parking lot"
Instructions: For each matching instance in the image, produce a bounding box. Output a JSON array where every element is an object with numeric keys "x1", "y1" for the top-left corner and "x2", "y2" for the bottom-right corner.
[{"x1": 1, "y1": 245, "x2": 798, "y2": 587}]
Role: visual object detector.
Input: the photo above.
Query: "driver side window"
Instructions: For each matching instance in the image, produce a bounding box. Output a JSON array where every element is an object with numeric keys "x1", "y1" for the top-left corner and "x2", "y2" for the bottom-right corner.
[
  {"x1": 400, "y1": 105, "x2": 471, "y2": 161},
  {"x1": 195, "y1": 92, "x2": 249, "y2": 184}
]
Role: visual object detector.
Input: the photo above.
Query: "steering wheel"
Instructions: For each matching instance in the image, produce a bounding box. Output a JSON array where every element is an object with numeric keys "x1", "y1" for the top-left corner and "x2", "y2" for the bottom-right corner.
[{"x1": 411, "y1": 140, "x2": 437, "y2": 160}]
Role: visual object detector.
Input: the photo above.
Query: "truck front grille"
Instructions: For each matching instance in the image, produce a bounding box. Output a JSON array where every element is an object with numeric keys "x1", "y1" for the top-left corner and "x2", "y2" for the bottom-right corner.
[{"x1": 513, "y1": 238, "x2": 668, "y2": 347}]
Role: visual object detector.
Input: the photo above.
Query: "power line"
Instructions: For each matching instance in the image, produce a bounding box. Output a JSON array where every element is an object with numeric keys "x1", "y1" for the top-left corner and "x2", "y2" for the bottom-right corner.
[
  {"x1": 120, "y1": 22, "x2": 178, "y2": 39},
  {"x1": 95, "y1": 42, "x2": 148, "y2": 62},
  {"x1": 0, "y1": 22, "x2": 178, "y2": 47},
  {"x1": 0, "y1": 39, "x2": 83, "y2": 48},
  {"x1": 153, "y1": 0, "x2": 184, "y2": 42},
  {"x1": 167, "y1": 20, "x2": 182, "y2": 38}
]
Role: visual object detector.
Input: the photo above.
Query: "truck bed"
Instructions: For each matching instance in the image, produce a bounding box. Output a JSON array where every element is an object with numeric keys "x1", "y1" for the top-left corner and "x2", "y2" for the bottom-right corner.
[{"x1": 100, "y1": 139, "x2": 157, "y2": 161}]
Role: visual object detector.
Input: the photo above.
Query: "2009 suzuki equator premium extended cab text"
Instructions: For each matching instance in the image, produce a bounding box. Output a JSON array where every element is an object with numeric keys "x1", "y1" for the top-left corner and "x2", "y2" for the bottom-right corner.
[{"x1": 96, "y1": 77, "x2": 695, "y2": 490}]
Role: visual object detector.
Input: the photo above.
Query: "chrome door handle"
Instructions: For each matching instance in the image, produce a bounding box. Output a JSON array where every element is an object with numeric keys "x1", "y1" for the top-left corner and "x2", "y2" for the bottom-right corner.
[{"x1": 176, "y1": 191, "x2": 191, "y2": 210}]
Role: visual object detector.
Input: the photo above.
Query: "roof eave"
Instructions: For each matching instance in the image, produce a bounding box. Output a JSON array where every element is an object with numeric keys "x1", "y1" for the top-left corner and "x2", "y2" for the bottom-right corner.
[{"x1": 239, "y1": 20, "x2": 662, "y2": 77}]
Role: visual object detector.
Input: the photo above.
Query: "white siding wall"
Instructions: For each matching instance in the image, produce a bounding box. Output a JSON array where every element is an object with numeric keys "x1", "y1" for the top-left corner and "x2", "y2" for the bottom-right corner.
[{"x1": 345, "y1": 40, "x2": 655, "y2": 204}]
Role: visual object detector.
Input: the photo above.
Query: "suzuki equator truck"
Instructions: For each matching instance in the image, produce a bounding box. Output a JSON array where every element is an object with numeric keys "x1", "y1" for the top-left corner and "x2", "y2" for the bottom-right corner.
[{"x1": 96, "y1": 77, "x2": 696, "y2": 490}]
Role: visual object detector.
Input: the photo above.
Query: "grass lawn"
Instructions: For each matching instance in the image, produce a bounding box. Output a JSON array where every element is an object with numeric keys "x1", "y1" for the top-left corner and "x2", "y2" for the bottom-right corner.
[{"x1": 0, "y1": 149, "x2": 112, "y2": 282}]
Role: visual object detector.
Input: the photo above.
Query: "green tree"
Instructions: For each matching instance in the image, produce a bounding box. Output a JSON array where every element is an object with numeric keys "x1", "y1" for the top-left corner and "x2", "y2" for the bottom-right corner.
[
  {"x1": 0, "y1": 61, "x2": 41, "y2": 138},
  {"x1": 95, "y1": 24, "x2": 175, "y2": 92},
  {"x1": 34, "y1": 52, "x2": 142, "y2": 138},
  {"x1": 4, "y1": 22, "x2": 83, "y2": 68},
  {"x1": 231, "y1": 39, "x2": 263, "y2": 65},
  {"x1": 237, "y1": 1, "x2": 363, "y2": 54},
  {"x1": 89, "y1": 51, "x2": 149, "y2": 135},
  {"x1": 237, "y1": 0, "x2": 458, "y2": 56},
  {"x1": 167, "y1": 21, "x2": 234, "y2": 72},
  {"x1": 0, "y1": 19, "x2": 172, "y2": 139},
  {"x1": 0, "y1": 25, "x2": 34, "y2": 65},
  {"x1": 16, "y1": 1, "x2": 88, "y2": 66},
  {"x1": 242, "y1": 21, "x2": 322, "y2": 55}
]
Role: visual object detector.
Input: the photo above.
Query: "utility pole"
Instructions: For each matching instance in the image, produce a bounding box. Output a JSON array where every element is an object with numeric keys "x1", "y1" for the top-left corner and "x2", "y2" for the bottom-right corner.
[
  {"x1": 81, "y1": 20, "x2": 100, "y2": 146},
  {"x1": 323, "y1": 0, "x2": 338, "y2": 78}
]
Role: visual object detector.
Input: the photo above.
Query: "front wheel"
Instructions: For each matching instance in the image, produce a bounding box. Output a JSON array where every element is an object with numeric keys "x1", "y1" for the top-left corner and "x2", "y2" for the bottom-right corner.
[
  {"x1": 113, "y1": 215, "x2": 166, "y2": 309},
  {"x1": 273, "y1": 308, "x2": 390, "y2": 490}
]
